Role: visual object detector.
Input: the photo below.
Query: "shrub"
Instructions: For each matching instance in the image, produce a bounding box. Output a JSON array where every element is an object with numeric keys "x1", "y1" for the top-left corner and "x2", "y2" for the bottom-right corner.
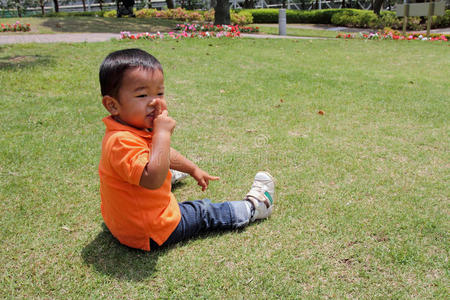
[
  {"x1": 171, "y1": 7, "x2": 188, "y2": 20},
  {"x1": 245, "y1": 8, "x2": 343, "y2": 24},
  {"x1": 331, "y1": 9, "x2": 377, "y2": 28},
  {"x1": 231, "y1": 10, "x2": 253, "y2": 25},
  {"x1": 376, "y1": 11, "x2": 402, "y2": 29},
  {"x1": 245, "y1": 8, "x2": 278, "y2": 23},
  {"x1": 187, "y1": 10, "x2": 204, "y2": 22},
  {"x1": 158, "y1": 8, "x2": 174, "y2": 18},
  {"x1": 103, "y1": 10, "x2": 116, "y2": 18},
  {"x1": 432, "y1": 10, "x2": 450, "y2": 28},
  {"x1": 243, "y1": 8, "x2": 449, "y2": 30},
  {"x1": 407, "y1": 17, "x2": 423, "y2": 31},
  {"x1": 203, "y1": 9, "x2": 215, "y2": 22},
  {"x1": 135, "y1": 8, "x2": 157, "y2": 18}
]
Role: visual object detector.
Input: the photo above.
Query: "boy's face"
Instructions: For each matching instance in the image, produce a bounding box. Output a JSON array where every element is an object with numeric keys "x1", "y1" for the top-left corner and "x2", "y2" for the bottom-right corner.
[{"x1": 107, "y1": 67, "x2": 165, "y2": 130}]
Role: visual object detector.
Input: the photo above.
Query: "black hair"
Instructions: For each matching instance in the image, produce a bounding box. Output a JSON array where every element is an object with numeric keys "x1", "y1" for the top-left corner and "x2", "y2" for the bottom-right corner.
[{"x1": 99, "y1": 48, "x2": 163, "y2": 99}]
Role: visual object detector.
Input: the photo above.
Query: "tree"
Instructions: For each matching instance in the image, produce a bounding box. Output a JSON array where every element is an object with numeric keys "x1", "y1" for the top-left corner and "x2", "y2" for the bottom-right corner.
[
  {"x1": 214, "y1": 0, "x2": 230, "y2": 25},
  {"x1": 242, "y1": 0, "x2": 254, "y2": 9},
  {"x1": 37, "y1": 0, "x2": 47, "y2": 15},
  {"x1": 53, "y1": 0, "x2": 59, "y2": 12},
  {"x1": 81, "y1": 0, "x2": 86, "y2": 11},
  {"x1": 373, "y1": 0, "x2": 384, "y2": 15},
  {"x1": 13, "y1": 0, "x2": 34, "y2": 17},
  {"x1": 1, "y1": 0, "x2": 38, "y2": 16},
  {"x1": 166, "y1": 0, "x2": 174, "y2": 9}
]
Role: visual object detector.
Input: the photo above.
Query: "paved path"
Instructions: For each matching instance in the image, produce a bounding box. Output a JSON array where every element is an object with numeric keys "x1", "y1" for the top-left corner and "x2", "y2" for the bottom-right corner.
[
  {"x1": 255, "y1": 23, "x2": 450, "y2": 34},
  {"x1": 0, "y1": 33, "x2": 118, "y2": 44},
  {"x1": 0, "y1": 32, "x2": 326, "y2": 44}
]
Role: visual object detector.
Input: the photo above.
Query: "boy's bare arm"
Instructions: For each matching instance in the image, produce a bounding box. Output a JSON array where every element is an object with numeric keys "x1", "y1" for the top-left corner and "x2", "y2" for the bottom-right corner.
[
  {"x1": 169, "y1": 148, "x2": 197, "y2": 175},
  {"x1": 139, "y1": 110, "x2": 175, "y2": 190},
  {"x1": 170, "y1": 148, "x2": 219, "y2": 191}
]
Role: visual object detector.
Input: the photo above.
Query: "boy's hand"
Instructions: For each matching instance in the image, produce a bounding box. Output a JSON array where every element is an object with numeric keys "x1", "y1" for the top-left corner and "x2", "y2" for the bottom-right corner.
[
  {"x1": 153, "y1": 110, "x2": 176, "y2": 134},
  {"x1": 191, "y1": 167, "x2": 220, "y2": 191},
  {"x1": 151, "y1": 98, "x2": 167, "y2": 117}
]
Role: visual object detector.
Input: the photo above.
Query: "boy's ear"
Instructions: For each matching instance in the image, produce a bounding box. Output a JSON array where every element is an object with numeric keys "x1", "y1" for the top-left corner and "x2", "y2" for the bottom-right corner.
[{"x1": 102, "y1": 96, "x2": 120, "y2": 116}]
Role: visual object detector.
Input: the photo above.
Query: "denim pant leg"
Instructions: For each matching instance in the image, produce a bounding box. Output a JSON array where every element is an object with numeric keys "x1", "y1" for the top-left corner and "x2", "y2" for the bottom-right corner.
[{"x1": 151, "y1": 199, "x2": 250, "y2": 248}]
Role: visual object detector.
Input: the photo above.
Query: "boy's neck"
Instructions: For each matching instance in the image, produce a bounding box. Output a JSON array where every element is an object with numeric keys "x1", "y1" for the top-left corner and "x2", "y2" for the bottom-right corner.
[{"x1": 112, "y1": 116, "x2": 152, "y2": 133}]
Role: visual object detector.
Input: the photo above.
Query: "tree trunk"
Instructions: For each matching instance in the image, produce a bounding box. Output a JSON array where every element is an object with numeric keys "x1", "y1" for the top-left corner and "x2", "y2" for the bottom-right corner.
[
  {"x1": 342, "y1": 0, "x2": 345, "y2": 8},
  {"x1": 166, "y1": 0, "x2": 174, "y2": 9},
  {"x1": 373, "y1": 0, "x2": 384, "y2": 15},
  {"x1": 82, "y1": 0, "x2": 86, "y2": 11},
  {"x1": 53, "y1": 0, "x2": 59, "y2": 12},
  {"x1": 41, "y1": 4, "x2": 45, "y2": 15},
  {"x1": 214, "y1": 0, "x2": 230, "y2": 25},
  {"x1": 243, "y1": 0, "x2": 254, "y2": 8},
  {"x1": 99, "y1": 0, "x2": 103, "y2": 10}
]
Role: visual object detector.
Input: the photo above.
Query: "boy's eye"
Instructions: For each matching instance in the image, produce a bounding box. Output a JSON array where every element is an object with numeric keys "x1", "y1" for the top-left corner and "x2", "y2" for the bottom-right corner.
[
  {"x1": 158, "y1": 93, "x2": 164, "y2": 96},
  {"x1": 137, "y1": 94, "x2": 147, "y2": 98}
]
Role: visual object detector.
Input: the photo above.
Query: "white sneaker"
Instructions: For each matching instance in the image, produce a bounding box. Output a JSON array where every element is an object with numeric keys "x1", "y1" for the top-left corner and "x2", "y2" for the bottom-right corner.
[
  {"x1": 171, "y1": 169, "x2": 189, "y2": 185},
  {"x1": 244, "y1": 171, "x2": 275, "y2": 222}
]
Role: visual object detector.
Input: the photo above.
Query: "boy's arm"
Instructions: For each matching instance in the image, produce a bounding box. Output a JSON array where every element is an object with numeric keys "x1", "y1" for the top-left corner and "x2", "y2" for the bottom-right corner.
[
  {"x1": 170, "y1": 148, "x2": 219, "y2": 191},
  {"x1": 139, "y1": 110, "x2": 175, "y2": 190},
  {"x1": 169, "y1": 148, "x2": 197, "y2": 175}
]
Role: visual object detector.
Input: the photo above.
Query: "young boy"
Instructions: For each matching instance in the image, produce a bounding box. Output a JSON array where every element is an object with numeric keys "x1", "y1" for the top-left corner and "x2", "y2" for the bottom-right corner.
[{"x1": 98, "y1": 48, "x2": 275, "y2": 251}]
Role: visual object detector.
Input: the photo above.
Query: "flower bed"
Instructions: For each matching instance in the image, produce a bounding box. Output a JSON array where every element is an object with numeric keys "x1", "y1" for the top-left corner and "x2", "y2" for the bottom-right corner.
[
  {"x1": 1, "y1": 21, "x2": 31, "y2": 32},
  {"x1": 336, "y1": 31, "x2": 448, "y2": 41},
  {"x1": 238, "y1": 26, "x2": 259, "y2": 33},
  {"x1": 120, "y1": 23, "x2": 245, "y2": 41},
  {"x1": 120, "y1": 30, "x2": 240, "y2": 41},
  {"x1": 175, "y1": 24, "x2": 259, "y2": 33}
]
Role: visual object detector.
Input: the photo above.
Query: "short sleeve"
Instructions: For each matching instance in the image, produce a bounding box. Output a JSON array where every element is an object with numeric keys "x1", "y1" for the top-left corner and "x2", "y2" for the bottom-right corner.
[{"x1": 108, "y1": 134, "x2": 149, "y2": 185}]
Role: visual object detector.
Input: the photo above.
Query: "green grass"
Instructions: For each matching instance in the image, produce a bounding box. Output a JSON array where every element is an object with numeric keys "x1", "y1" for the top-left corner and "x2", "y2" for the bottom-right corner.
[
  {"x1": 0, "y1": 37, "x2": 449, "y2": 298},
  {"x1": 257, "y1": 25, "x2": 342, "y2": 38},
  {"x1": 0, "y1": 17, "x2": 179, "y2": 34}
]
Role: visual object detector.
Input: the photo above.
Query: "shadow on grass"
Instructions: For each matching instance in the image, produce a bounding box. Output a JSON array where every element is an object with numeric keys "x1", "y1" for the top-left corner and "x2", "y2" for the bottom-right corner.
[
  {"x1": 82, "y1": 222, "x2": 247, "y2": 281},
  {"x1": 0, "y1": 54, "x2": 53, "y2": 70},
  {"x1": 171, "y1": 180, "x2": 187, "y2": 190},
  {"x1": 82, "y1": 180, "x2": 247, "y2": 281},
  {"x1": 40, "y1": 17, "x2": 179, "y2": 33},
  {"x1": 81, "y1": 223, "x2": 161, "y2": 281}
]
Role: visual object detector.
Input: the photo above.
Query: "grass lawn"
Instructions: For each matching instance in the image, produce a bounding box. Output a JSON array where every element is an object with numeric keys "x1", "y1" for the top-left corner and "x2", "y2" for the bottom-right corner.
[
  {"x1": 0, "y1": 37, "x2": 449, "y2": 298},
  {"x1": 0, "y1": 17, "x2": 179, "y2": 34}
]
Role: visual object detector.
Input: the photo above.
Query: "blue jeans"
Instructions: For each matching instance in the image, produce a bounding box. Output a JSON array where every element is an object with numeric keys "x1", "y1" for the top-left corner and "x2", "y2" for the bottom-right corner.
[{"x1": 150, "y1": 199, "x2": 250, "y2": 249}]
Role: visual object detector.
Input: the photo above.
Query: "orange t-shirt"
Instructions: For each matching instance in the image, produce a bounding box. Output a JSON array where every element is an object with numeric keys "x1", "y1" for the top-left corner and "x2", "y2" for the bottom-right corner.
[{"x1": 98, "y1": 116, "x2": 181, "y2": 251}]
